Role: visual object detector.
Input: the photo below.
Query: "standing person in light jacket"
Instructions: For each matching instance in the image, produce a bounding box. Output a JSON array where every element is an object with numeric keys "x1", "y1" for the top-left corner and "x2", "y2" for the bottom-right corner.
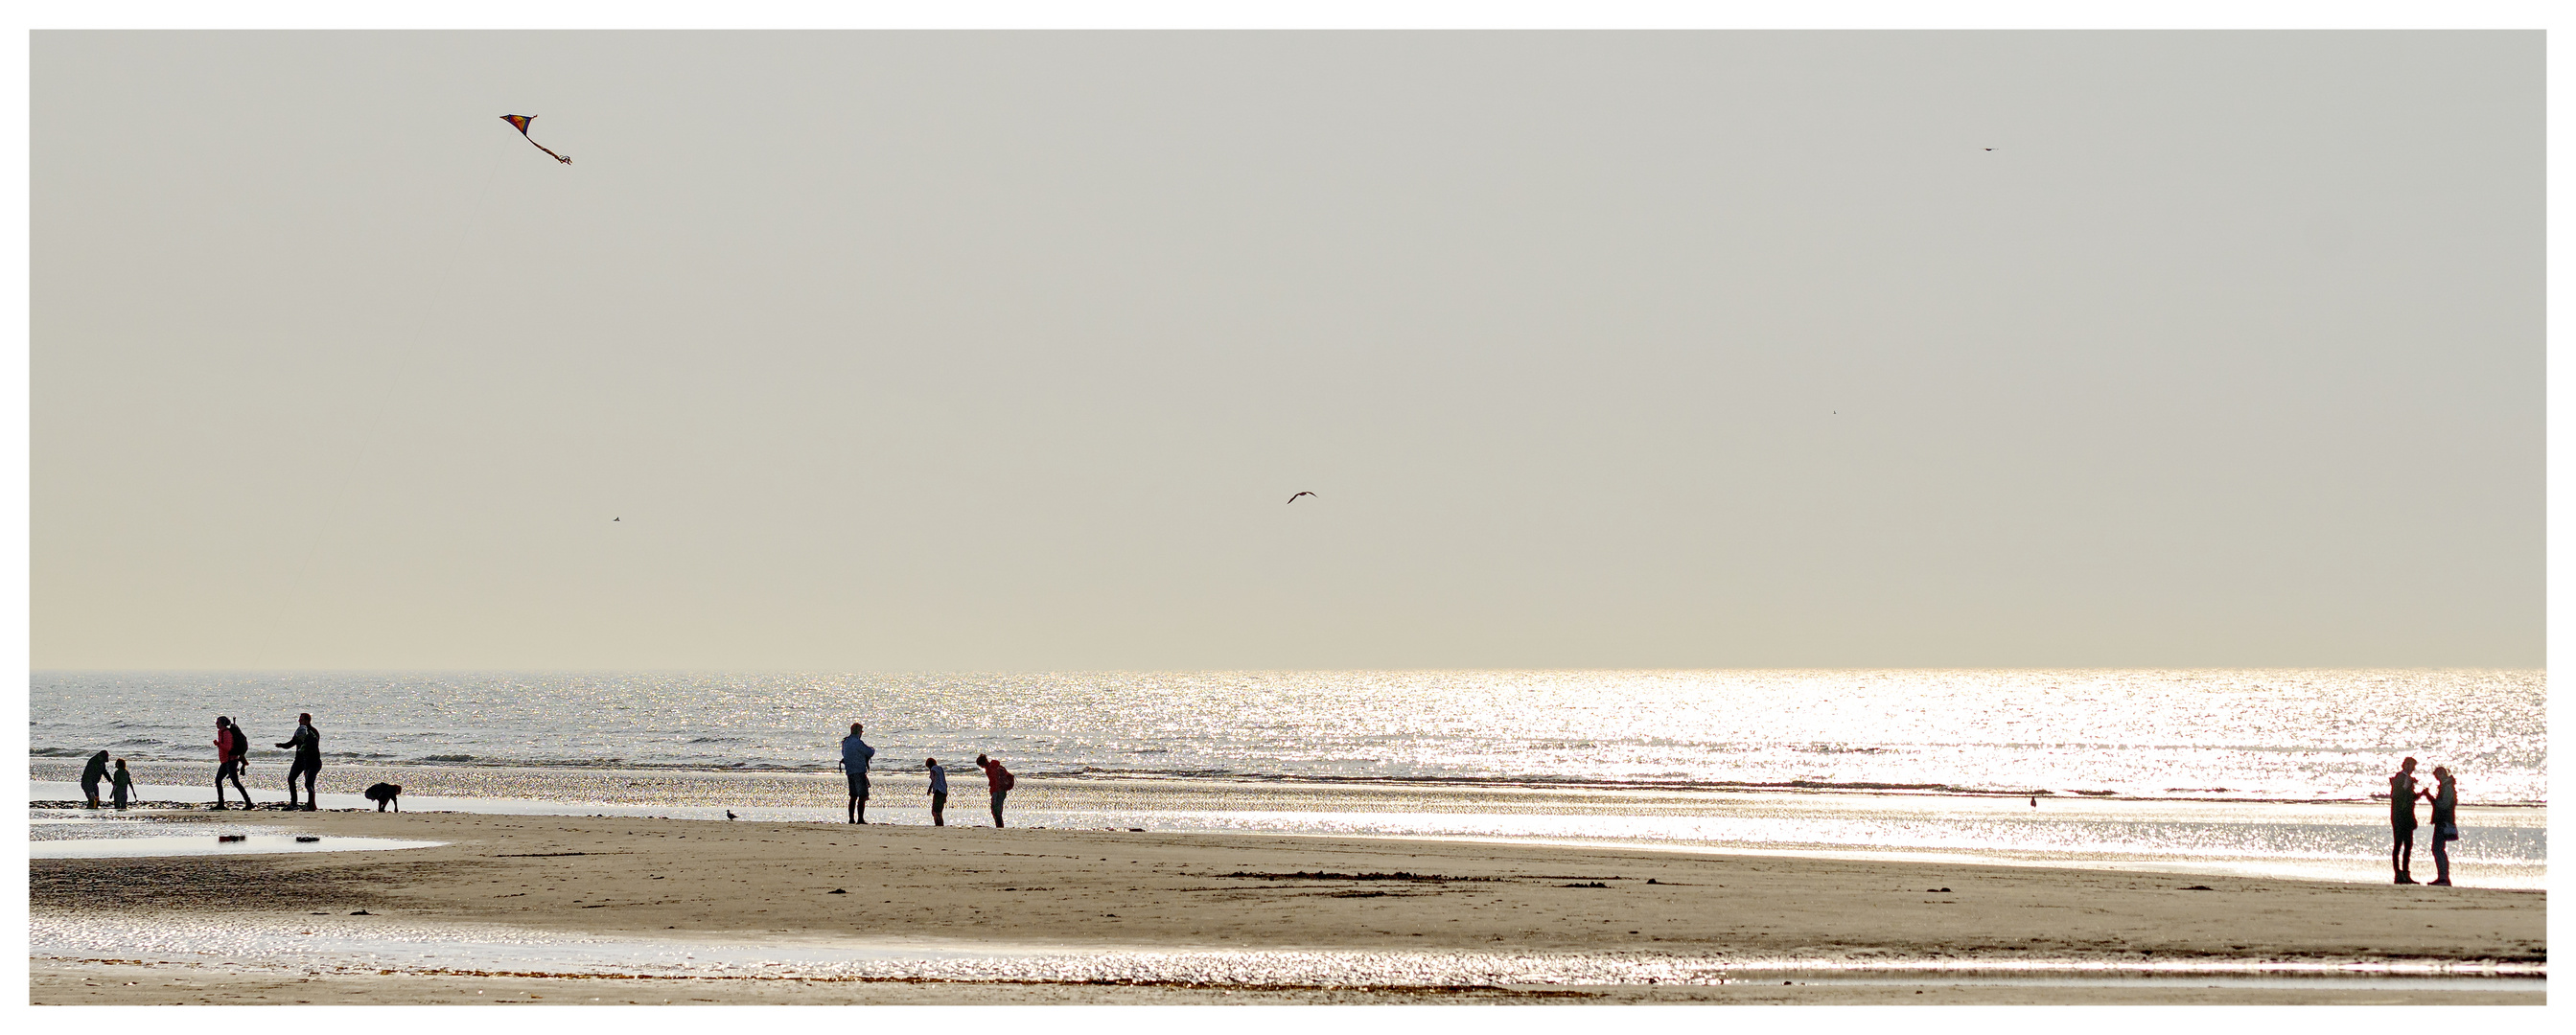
[
  {"x1": 976, "y1": 754, "x2": 1014, "y2": 828},
  {"x1": 80, "y1": 750, "x2": 110, "y2": 809},
  {"x1": 213, "y1": 716, "x2": 251, "y2": 810},
  {"x1": 839, "y1": 723, "x2": 876, "y2": 824},
  {"x1": 276, "y1": 713, "x2": 322, "y2": 811},
  {"x1": 924, "y1": 758, "x2": 949, "y2": 827},
  {"x1": 2425, "y1": 766, "x2": 2461, "y2": 886}
]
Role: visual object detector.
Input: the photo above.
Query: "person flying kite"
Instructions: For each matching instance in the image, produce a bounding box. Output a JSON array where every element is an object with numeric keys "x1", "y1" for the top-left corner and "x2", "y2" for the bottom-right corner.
[{"x1": 499, "y1": 114, "x2": 571, "y2": 165}]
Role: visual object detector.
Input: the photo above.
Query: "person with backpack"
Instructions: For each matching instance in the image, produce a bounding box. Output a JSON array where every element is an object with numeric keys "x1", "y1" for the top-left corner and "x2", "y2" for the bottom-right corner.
[
  {"x1": 276, "y1": 713, "x2": 322, "y2": 811},
  {"x1": 975, "y1": 753, "x2": 1014, "y2": 828},
  {"x1": 213, "y1": 716, "x2": 251, "y2": 809}
]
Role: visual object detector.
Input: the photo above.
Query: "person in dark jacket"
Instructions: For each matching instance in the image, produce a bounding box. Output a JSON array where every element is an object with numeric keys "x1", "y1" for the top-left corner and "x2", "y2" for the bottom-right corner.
[
  {"x1": 2389, "y1": 756, "x2": 2423, "y2": 884},
  {"x1": 276, "y1": 713, "x2": 322, "y2": 811},
  {"x1": 79, "y1": 750, "x2": 110, "y2": 809}
]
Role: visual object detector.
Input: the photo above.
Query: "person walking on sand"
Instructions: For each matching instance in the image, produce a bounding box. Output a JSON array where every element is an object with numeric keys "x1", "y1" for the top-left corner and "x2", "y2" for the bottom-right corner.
[
  {"x1": 925, "y1": 757, "x2": 949, "y2": 827},
  {"x1": 110, "y1": 758, "x2": 134, "y2": 811},
  {"x1": 976, "y1": 753, "x2": 1014, "y2": 828},
  {"x1": 2389, "y1": 756, "x2": 2423, "y2": 884},
  {"x1": 275, "y1": 713, "x2": 322, "y2": 811},
  {"x1": 2425, "y1": 765, "x2": 2461, "y2": 886},
  {"x1": 213, "y1": 716, "x2": 251, "y2": 810},
  {"x1": 79, "y1": 750, "x2": 110, "y2": 809},
  {"x1": 839, "y1": 723, "x2": 876, "y2": 824}
]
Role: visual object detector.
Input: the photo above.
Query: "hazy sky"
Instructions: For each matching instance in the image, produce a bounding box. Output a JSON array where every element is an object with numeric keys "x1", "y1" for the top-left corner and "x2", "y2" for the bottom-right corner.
[{"x1": 32, "y1": 31, "x2": 2541, "y2": 671}]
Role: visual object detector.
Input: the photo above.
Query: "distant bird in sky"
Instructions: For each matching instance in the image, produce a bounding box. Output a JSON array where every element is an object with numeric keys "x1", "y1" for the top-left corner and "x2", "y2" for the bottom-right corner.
[
  {"x1": 1984, "y1": 148, "x2": 1995, "y2": 151},
  {"x1": 1286, "y1": 492, "x2": 1315, "y2": 503},
  {"x1": 613, "y1": 518, "x2": 620, "y2": 522},
  {"x1": 499, "y1": 114, "x2": 572, "y2": 165}
]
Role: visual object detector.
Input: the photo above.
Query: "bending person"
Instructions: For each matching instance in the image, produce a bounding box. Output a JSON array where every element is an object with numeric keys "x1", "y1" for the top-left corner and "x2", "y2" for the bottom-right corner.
[
  {"x1": 276, "y1": 713, "x2": 321, "y2": 811},
  {"x1": 80, "y1": 750, "x2": 109, "y2": 809},
  {"x1": 976, "y1": 754, "x2": 1014, "y2": 828},
  {"x1": 925, "y1": 757, "x2": 948, "y2": 827}
]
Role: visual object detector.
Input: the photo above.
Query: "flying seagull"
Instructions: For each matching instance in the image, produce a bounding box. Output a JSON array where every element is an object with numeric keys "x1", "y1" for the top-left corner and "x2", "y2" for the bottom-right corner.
[
  {"x1": 499, "y1": 114, "x2": 572, "y2": 165},
  {"x1": 1286, "y1": 491, "x2": 1315, "y2": 503}
]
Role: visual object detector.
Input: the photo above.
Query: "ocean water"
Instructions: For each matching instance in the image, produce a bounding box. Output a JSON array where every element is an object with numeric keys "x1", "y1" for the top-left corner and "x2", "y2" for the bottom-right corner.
[
  {"x1": 29, "y1": 670, "x2": 2546, "y2": 887},
  {"x1": 31, "y1": 669, "x2": 2544, "y2": 803}
]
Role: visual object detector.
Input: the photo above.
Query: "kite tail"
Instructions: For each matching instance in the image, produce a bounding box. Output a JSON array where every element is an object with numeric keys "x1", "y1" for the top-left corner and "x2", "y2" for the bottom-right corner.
[{"x1": 522, "y1": 137, "x2": 570, "y2": 164}]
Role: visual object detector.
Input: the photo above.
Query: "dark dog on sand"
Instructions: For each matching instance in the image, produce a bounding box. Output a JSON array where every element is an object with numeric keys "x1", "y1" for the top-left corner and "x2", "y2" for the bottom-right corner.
[{"x1": 363, "y1": 782, "x2": 403, "y2": 812}]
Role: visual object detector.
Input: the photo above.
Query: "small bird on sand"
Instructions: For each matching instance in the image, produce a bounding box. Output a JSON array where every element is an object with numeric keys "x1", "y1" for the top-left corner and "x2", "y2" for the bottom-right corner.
[
  {"x1": 725, "y1": 810, "x2": 738, "y2": 820},
  {"x1": 1286, "y1": 492, "x2": 1315, "y2": 503}
]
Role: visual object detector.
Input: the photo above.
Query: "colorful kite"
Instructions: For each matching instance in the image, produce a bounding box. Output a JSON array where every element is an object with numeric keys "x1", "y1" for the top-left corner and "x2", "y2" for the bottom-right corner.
[{"x1": 499, "y1": 114, "x2": 571, "y2": 165}]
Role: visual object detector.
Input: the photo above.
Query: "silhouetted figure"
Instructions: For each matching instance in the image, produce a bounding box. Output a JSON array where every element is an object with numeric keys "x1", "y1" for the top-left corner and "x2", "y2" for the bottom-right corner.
[
  {"x1": 726, "y1": 810, "x2": 738, "y2": 821},
  {"x1": 213, "y1": 717, "x2": 251, "y2": 809},
  {"x1": 1286, "y1": 492, "x2": 1315, "y2": 503},
  {"x1": 110, "y1": 758, "x2": 133, "y2": 811},
  {"x1": 363, "y1": 782, "x2": 403, "y2": 811},
  {"x1": 839, "y1": 723, "x2": 876, "y2": 824},
  {"x1": 2389, "y1": 756, "x2": 2422, "y2": 884},
  {"x1": 276, "y1": 712, "x2": 321, "y2": 811},
  {"x1": 2426, "y1": 766, "x2": 2459, "y2": 886},
  {"x1": 80, "y1": 750, "x2": 109, "y2": 809},
  {"x1": 977, "y1": 753, "x2": 1014, "y2": 828},
  {"x1": 925, "y1": 758, "x2": 948, "y2": 827}
]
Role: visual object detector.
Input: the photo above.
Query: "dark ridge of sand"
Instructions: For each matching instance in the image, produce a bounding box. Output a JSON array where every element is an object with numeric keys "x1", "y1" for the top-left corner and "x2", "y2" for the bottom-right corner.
[{"x1": 28, "y1": 963, "x2": 2541, "y2": 1005}]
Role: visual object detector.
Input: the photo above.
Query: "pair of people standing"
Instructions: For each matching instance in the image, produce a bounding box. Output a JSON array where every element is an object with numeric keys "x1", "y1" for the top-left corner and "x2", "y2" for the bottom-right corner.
[
  {"x1": 76, "y1": 750, "x2": 134, "y2": 810},
  {"x1": 2388, "y1": 756, "x2": 2462, "y2": 886},
  {"x1": 836, "y1": 723, "x2": 1013, "y2": 827},
  {"x1": 209, "y1": 713, "x2": 323, "y2": 810}
]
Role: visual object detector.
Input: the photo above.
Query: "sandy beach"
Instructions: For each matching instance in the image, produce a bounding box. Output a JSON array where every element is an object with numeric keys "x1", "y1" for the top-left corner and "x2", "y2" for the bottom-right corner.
[
  {"x1": 31, "y1": 21, "x2": 2548, "y2": 1012},
  {"x1": 29, "y1": 806, "x2": 2544, "y2": 1004}
]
